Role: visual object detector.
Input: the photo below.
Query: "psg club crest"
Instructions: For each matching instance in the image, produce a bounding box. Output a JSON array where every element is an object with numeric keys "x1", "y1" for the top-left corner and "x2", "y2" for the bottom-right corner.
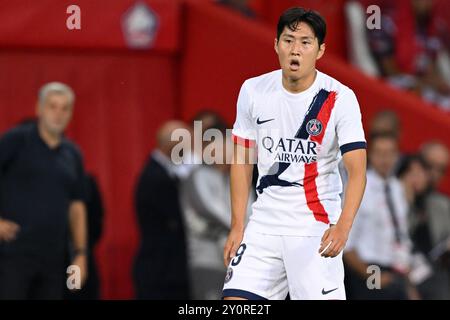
[
  {"x1": 306, "y1": 119, "x2": 323, "y2": 136},
  {"x1": 122, "y1": 1, "x2": 159, "y2": 49},
  {"x1": 224, "y1": 267, "x2": 233, "y2": 283}
]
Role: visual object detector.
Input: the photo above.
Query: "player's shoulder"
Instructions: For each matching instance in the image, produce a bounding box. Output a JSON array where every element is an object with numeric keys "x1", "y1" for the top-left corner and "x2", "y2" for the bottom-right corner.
[
  {"x1": 317, "y1": 70, "x2": 355, "y2": 99},
  {"x1": 241, "y1": 69, "x2": 282, "y2": 95}
]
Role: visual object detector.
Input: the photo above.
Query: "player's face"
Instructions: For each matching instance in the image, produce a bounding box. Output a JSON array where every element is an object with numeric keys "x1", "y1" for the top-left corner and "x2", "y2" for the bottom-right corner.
[
  {"x1": 274, "y1": 22, "x2": 325, "y2": 81},
  {"x1": 37, "y1": 93, "x2": 73, "y2": 135},
  {"x1": 369, "y1": 138, "x2": 399, "y2": 178}
]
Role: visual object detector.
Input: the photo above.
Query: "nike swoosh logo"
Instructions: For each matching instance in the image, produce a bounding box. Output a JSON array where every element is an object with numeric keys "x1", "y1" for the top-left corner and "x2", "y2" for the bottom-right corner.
[
  {"x1": 322, "y1": 288, "x2": 338, "y2": 295},
  {"x1": 256, "y1": 117, "x2": 275, "y2": 125}
]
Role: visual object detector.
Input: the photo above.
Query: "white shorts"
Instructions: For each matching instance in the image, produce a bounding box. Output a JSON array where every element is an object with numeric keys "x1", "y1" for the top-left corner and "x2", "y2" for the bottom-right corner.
[{"x1": 222, "y1": 226, "x2": 346, "y2": 300}]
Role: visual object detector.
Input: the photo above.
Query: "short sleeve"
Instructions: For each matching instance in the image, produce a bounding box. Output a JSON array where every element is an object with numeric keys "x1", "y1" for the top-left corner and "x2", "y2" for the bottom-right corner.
[
  {"x1": 231, "y1": 82, "x2": 256, "y2": 148},
  {"x1": 0, "y1": 126, "x2": 26, "y2": 175},
  {"x1": 334, "y1": 89, "x2": 366, "y2": 155}
]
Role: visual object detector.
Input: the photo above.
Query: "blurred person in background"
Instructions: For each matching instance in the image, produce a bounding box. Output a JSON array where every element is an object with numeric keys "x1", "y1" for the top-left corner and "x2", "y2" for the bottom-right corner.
[
  {"x1": 366, "y1": 0, "x2": 450, "y2": 110},
  {"x1": 340, "y1": 109, "x2": 401, "y2": 188},
  {"x1": 344, "y1": 133, "x2": 419, "y2": 299},
  {"x1": 421, "y1": 142, "x2": 450, "y2": 192},
  {"x1": 191, "y1": 110, "x2": 260, "y2": 199},
  {"x1": 217, "y1": 0, "x2": 256, "y2": 19},
  {"x1": 407, "y1": 141, "x2": 450, "y2": 299},
  {"x1": 368, "y1": 109, "x2": 404, "y2": 172},
  {"x1": 396, "y1": 155, "x2": 429, "y2": 206},
  {"x1": 0, "y1": 82, "x2": 88, "y2": 299},
  {"x1": 369, "y1": 110, "x2": 401, "y2": 141},
  {"x1": 173, "y1": 109, "x2": 230, "y2": 171},
  {"x1": 420, "y1": 142, "x2": 450, "y2": 246},
  {"x1": 181, "y1": 119, "x2": 254, "y2": 300},
  {"x1": 133, "y1": 120, "x2": 191, "y2": 300},
  {"x1": 191, "y1": 110, "x2": 228, "y2": 160},
  {"x1": 65, "y1": 174, "x2": 103, "y2": 300},
  {"x1": 397, "y1": 153, "x2": 450, "y2": 299}
]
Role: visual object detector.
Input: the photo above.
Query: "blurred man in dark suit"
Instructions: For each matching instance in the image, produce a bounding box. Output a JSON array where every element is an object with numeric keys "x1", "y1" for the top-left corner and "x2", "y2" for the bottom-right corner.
[{"x1": 133, "y1": 120, "x2": 191, "y2": 299}]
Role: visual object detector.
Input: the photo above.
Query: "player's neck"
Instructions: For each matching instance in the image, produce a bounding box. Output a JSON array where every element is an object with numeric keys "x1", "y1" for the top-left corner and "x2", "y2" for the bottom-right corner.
[{"x1": 282, "y1": 69, "x2": 317, "y2": 94}]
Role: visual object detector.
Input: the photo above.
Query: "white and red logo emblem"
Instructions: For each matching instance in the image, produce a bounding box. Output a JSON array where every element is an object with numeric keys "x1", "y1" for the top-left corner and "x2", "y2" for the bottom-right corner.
[{"x1": 122, "y1": 1, "x2": 158, "y2": 49}]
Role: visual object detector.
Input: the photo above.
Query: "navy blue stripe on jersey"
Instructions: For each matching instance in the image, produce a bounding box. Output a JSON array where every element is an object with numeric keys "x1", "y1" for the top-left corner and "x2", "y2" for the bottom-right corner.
[
  {"x1": 256, "y1": 162, "x2": 302, "y2": 194},
  {"x1": 295, "y1": 89, "x2": 331, "y2": 139},
  {"x1": 340, "y1": 141, "x2": 367, "y2": 155},
  {"x1": 222, "y1": 289, "x2": 267, "y2": 300}
]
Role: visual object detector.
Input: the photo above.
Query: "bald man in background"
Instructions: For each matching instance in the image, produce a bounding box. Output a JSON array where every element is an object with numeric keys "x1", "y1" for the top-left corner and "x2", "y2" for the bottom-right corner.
[
  {"x1": 133, "y1": 120, "x2": 191, "y2": 300},
  {"x1": 409, "y1": 142, "x2": 450, "y2": 299},
  {"x1": 419, "y1": 142, "x2": 450, "y2": 248}
]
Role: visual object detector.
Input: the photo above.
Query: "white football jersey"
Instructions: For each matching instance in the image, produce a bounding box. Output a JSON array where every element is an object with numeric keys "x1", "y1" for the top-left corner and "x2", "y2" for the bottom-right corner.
[{"x1": 232, "y1": 69, "x2": 366, "y2": 236}]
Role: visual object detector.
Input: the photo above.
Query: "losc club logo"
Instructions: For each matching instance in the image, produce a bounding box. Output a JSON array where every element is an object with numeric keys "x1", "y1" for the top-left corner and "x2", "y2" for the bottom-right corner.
[
  {"x1": 306, "y1": 119, "x2": 323, "y2": 136},
  {"x1": 122, "y1": 1, "x2": 158, "y2": 49},
  {"x1": 224, "y1": 267, "x2": 233, "y2": 283}
]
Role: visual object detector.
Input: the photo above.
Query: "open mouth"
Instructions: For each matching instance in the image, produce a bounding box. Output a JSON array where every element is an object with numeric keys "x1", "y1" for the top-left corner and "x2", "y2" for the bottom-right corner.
[{"x1": 289, "y1": 59, "x2": 300, "y2": 71}]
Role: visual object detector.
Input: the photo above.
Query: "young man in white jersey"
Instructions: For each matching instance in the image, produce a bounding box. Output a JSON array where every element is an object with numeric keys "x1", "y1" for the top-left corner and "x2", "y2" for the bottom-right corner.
[{"x1": 222, "y1": 7, "x2": 367, "y2": 300}]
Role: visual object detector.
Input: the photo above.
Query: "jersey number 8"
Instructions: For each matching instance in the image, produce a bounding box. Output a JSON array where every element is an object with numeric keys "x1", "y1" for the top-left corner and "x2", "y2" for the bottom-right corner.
[{"x1": 231, "y1": 244, "x2": 247, "y2": 266}]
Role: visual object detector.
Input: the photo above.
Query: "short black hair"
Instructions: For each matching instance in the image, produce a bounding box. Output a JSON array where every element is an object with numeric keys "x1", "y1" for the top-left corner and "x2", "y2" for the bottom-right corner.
[
  {"x1": 191, "y1": 109, "x2": 228, "y2": 131},
  {"x1": 396, "y1": 154, "x2": 427, "y2": 179},
  {"x1": 277, "y1": 7, "x2": 326, "y2": 45}
]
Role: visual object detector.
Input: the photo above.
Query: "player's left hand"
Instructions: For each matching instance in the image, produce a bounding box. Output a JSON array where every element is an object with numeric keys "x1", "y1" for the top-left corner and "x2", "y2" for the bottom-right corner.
[{"x1": 319, "y1": 224, "x2": 349, "y2": 258}]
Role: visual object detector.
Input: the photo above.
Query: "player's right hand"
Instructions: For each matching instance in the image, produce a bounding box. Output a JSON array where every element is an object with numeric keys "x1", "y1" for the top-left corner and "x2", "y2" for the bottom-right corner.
[
  {"x1": 223, "y1": 227, "x2": 244, "y2": 267},
  {"x1": 0, "y1": 218, "x2": 20, "y2": 242}
]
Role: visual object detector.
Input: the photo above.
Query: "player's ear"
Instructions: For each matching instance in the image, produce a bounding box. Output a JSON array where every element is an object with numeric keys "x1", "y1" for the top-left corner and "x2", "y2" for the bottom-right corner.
[
  {"x1": 316, "y1": 43, "x2": 325, "y2": 60},
  {"x1": 274, "y1": 38, "x2": 279, "y2": 54}
]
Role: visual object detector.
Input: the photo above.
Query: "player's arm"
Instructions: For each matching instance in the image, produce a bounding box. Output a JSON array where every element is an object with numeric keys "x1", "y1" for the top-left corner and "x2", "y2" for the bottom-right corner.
[
  {"x1": 69, "y1": 200, "x2": 88, "y2": 286},
  {"x1": 223, "y1": 142, "x2": 254, "y2": 267},
  {"x1": 319, "y1": 148, "x2": 367, "y2": 257}
]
